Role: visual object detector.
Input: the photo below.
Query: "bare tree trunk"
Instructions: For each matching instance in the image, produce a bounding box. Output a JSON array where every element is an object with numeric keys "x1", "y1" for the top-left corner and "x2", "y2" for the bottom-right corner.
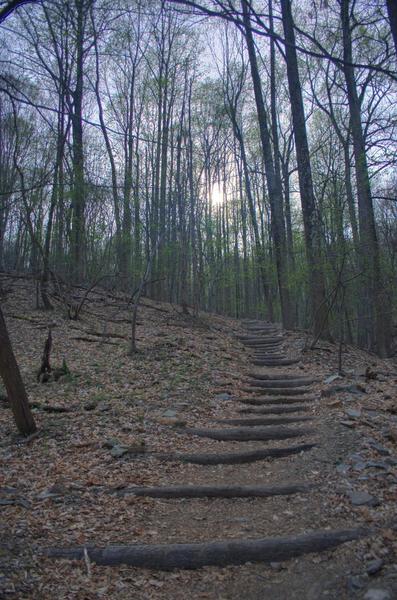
[
  {"x1": 0, "y1": 304, "x2": 36, "y2": 436},
  {"x1": 341, "y1": 0, "x2": 392, "y2": 357},
  {"x1": 280, "y1": 0, "x2": 331, "y2": 340}
]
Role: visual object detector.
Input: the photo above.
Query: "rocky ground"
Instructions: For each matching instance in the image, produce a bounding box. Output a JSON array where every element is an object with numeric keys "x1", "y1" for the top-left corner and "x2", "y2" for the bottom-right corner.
[{"x1": 0, "y1": 272, "x2": 396, "y2": 600}]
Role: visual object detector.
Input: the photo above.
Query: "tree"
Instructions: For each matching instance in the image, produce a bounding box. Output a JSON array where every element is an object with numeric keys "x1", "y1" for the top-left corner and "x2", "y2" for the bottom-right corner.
[{"x1": 0, "y1": 304, "x2": 37, "y2": 436}]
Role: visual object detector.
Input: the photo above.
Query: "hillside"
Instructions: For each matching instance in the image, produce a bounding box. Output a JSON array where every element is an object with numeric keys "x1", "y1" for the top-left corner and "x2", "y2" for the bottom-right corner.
[{"x1": 0, "y1": 272, "x2": 396, "y2": 599}]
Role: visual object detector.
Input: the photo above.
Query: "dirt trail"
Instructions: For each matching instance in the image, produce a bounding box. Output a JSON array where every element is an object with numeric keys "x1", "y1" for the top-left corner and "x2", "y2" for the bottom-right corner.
[{"x1": 0, "y1": 279, "x2": 396, "y2": 599}]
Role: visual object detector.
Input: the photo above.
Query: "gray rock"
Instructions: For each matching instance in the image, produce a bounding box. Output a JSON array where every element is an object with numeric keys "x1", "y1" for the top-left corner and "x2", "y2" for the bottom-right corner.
[
  {"x1": 215, "y1": 393, "x2": 231, "y2": 401},
  {"x1": 340, "y1": 420, "x2": 355, "y2": 428},
  {"x1": 324, "y1": 374, "x2": 342, "y2": 384},
  {"x1": 348, "y1": 490, "x2": 379, "y2": 507},
  {"x1": 336, "y1": 463, "x2": 350, "y2": 474},
  {"x1": 110, "y1": 444, "x2": 130, "y2": 458},
  {"x1": 103, "y1": 438, "x2": 119, "y2": 449},
  {"x1": 347, "y1": 575, "x2": 365, "y2": 591},
  {"x1": 346, "y1": 408, "x2": 362, "y2": 419},
  {"x1": 366, "y1": 559, "x2": 384, "y2": 576},
  {"x1": 97, "y1": 401, "x2": 110, "y2": 412},
  {"x1": 162, "y1": 409, "x2": 177, "y2": 418},
  {"x1": 363, "y1": 589, "x2": 391, "y2": 600}
]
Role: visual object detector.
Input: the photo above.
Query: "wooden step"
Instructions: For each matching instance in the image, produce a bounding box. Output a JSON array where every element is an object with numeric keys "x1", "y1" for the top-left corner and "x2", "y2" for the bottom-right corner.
[
  {"x1": 246, "y1": 377, "x2": 314, "y2": 388},
  {"x1": 116, "y1": 482, "x2": 314, "y2": 499},
  {"x1": 184, "y1": 425, "x2": 312, "y2": 442},
  {"x1": 169, "y1": 442, "x2": 316, "y2": 464},
  {"x1": 43, "y1": 527, "x2": 369, "y2": 569},
  {"x1": 237, "y1": 395, "x2": 316, "y2": 405},
  {"x1": 247, "y1": 372, "x2": 313, "y2": 381},
  {"x1": 252, "y1": 358, "x2": 300, "y2": 366},
  {"x1": 242, "y1": 387, "x2": 312, "y2": 396},
  {"x1": 216, "y1": 415, "x2": 313, "y2": 426},
  {"x1": 238, "y1": 404, "x2": 310, "y2": 415}
]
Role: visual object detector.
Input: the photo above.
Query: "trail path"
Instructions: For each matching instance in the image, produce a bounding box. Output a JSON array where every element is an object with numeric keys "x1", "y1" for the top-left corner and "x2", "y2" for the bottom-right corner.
[{"x1": 38, "y1": 319, "x2": 396, "y2": 599}]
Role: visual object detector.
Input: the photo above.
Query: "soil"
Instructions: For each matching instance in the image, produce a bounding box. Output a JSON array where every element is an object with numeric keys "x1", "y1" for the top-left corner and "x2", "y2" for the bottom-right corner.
[{"x1": 0, "y1": 273, "x2": 396, "y2": 599}]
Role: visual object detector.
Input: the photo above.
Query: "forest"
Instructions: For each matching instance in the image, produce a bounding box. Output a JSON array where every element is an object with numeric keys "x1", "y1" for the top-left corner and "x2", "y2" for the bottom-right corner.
[
  {"x1": 1, "y1": 1, "x2": 397, "y2": 597},
  {"x1": 0, "y1": 0, "x2": 395, "y2": 357}
]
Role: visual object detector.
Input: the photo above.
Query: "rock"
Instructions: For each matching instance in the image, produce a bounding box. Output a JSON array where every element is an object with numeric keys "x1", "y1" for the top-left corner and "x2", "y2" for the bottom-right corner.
[
  {"x1": 348, "y1": 490, "x2": 379, "y2": 507},
  {"x1": 347, "y1": 575, "x2": 365, "y2": 591},
  {"x1": 336, "y1": 463, "x2": 350, "y2": 474},
  {"x1": 366, "y1": 559, "x2": 384, "y2": 576},
  {"x1": 103, "y1": 438, "x2": 119, "y2": 449},
  {"x1": 158, "y1": 417, "x2": 187, "y2": 427},
  {"x1": 97, "y1": 401, "x2": 110, "y2": 412},
  {"x1": 346, "y1": 408, "x2": 362, "y2": 419},
  {"x1": 162, "y1": 409, "x2": 177, "y2": 418},
  {"x1": 110, "y1": 444, "x2": 130, "y2": 458},
  {"x1": 363, "y1": 589, "x2": 391, "y2": 600},
  {"x1": 324, "y1": 374, "x2": 342, "y2": 384},
  {"x1": 214, "y1": 393, "x2": 231, "y2": 401},
  {"x1": 84, "y1": 401, "x2": 97, "y2": 411},
  {"x1": 340, "y1": 420, "x2": 356, "y2": 428},
  {"x1": 270, "y1": 562, "x2": 283, "y2": 571}
]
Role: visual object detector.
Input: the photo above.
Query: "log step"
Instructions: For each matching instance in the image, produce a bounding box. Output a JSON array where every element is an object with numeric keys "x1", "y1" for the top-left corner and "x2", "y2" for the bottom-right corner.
[
  {"x1": 246, "y1": 378, "x2": 314, "y2": 388},
  {"x1": 217, "y1": 416, "x2": 313, "y2": 426},
  {"x1": 242, "y1": 338, "x2": 284, "y2": 345},
  {"x1": 43, "y1": 527, "x2": 369, "y2": 569},
  {"x1": 252, "y1": 359, "x2": 300, "y2": 366},
  {"x1": 247, "y1": 372, "x2": 313, "y2": 381},
  {"x1": 170, "y1": 443, "x2": 315, "y2": 464},
  {"x1": 238, "y1": 404, "x2": 310, "y2": 415},
  {"x1": 184, "y1": 425, "x2": 312, "y2": 441},
  {"x1": 243, "y1": 387, "x2": 312, "y2": 396},
  {"x1": 251, "y1": 355, "x2": 287, "y2": 361},
  {"x1": 116, "y1": 482, "x2": 314, "y2": 499},
  {"x1": 237, "y1": 396, "x2": 316, "y2": 405}
]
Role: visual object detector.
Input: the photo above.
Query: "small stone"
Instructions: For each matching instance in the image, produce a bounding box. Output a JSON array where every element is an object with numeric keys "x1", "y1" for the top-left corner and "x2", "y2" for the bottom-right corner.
[
  {"x1": 363, "y1": 589, "x2": 391, "y2": 600},
  {"x1": 110, "y1": 444, "x2": 130, "y2": 458},
  {"x1": 103, "y1": 438, "x2": 119, "y2": 449},
  {"x1": 336, "y1": 463, "x2": 350, "y2": 474},
  {"x1": 340, "y1": 420, "x2": 355, "y2": 428},
  {"x1": 348, "y1": 490, "x2": 379, "y2": 507},
  {"x1": 270, "y1": 562, "x2": 283, "y2": 571},
  {"x1": 347, "y1": 575, "x2": 365, "y2": 591},
  {"x1": 214, "y1": 393, "x2": 231, "y2": 401},
  {"x1": 346, "y1": 408, "x2": 362, "y2": 419},
  {"x1": 162, "y1": 409, "x2": 177, "y2": 418},
  {"x1": 366, "y1": 559, "x2": 384, "y2": 576},
  {"x1": 97, "y1": 401, "x2": 110, "y2": 412},
  {"x1": 324, "y1": 374, "x2": 342, "y2": 384}
]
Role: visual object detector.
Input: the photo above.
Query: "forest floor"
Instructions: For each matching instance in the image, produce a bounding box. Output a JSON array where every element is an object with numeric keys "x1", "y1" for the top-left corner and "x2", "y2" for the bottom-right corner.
[{"x1": 0, "y1": 272, "x2": 396, "y2": 600}]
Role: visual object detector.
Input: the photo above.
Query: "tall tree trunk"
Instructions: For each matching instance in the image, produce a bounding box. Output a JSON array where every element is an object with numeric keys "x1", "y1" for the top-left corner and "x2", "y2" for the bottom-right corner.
[
  {"x1": 386, "y1": 0, "x2": 397, "y2": 57},
  {"x1": 280, "y1": 0, "x2": 331, "y2": 340},
  {"x1": 241, "y1": 0, "x2": 292, "y2": 328},
  {"x1": 341, "y1": 0, "x2": 392, "y2": 356},
  {"x1": 70, "y1": 0, "x2": 86, "y2": 283}
]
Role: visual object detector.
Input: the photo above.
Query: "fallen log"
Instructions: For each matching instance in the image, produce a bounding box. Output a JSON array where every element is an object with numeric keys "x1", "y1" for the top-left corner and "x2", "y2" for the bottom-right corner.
[
  {"x1": 247, "y1": 372, "x2": 312, "y2": 381},
  {"x1": 163, "y1": 443, "x2": 315, "y2": 464},
  {"x1": 238, "y1": 405, "x2": 310, "y2": 415},
  {"x1": 43, "y1": 527, "x2": 369, "y2": 569},
  {"x1": 237, "y1": 396, "x2": 316, "y2": 405},
  {"x1": 243, "y1": 386, "x2": 312, "y2": 396},
  {"x1": 116, "y1": 482, "x2": 314, "y2": 499},
  {"x1": 252, "y1": 358, "x2": 300, "y2": 366},
  {"x1": 216, "y1": 416, "x2": 313, "y2": 426},
  {"x1": 183, "y1": 425, "x2": 312, "y2": 441},
  {"x1": 246, "y1": 378, "x2": 315, "y2": 388}
]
